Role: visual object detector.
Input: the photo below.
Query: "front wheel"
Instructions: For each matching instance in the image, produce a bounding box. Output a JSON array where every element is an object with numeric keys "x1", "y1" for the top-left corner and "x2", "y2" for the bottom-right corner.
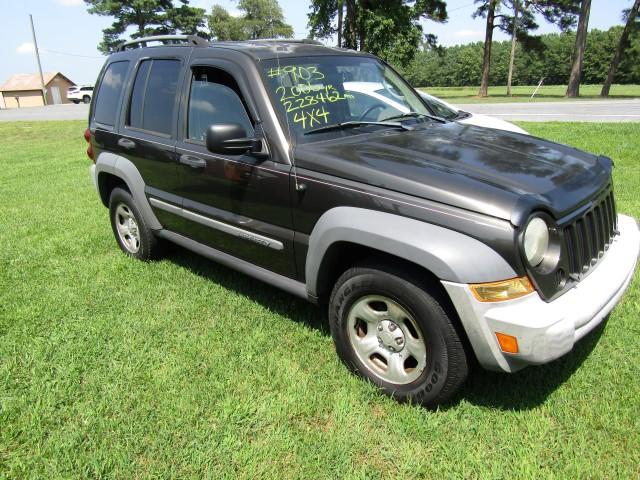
[{"x1": 329, "y1": 262, "x2": 468, "y2": 407}]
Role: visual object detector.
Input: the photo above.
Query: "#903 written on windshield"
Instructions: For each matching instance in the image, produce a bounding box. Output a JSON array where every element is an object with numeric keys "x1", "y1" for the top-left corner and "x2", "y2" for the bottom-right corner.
[{"x1": 268, "y1": 65, "x2": 353, "y2": 129}]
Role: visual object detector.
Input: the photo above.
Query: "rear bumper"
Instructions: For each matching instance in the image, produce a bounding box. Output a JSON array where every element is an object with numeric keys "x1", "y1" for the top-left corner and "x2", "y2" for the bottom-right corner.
[
  {"x1": 89, "y1": 164, "x2": 97, "y2": 190},
  {"x1": 443, "y1": 214, "x2": 640, "y2": 372}
]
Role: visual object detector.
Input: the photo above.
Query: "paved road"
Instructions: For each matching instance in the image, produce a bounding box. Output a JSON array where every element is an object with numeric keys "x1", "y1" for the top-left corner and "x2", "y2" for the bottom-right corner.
[
  {"x1": 2, "y1": 99, "x2": 640, "y2": 122},
  {"x1": 456, "y1": 99, "x2": 640, "y2": 122},
  {"x1": 0, "y1": 103, "x2": 89, "y2": 122}
]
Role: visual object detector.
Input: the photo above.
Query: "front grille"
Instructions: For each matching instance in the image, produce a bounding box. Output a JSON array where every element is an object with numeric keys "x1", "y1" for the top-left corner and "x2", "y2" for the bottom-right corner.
[{"x1": 563, "y1": 189, "x2": 617, "y2": 279}]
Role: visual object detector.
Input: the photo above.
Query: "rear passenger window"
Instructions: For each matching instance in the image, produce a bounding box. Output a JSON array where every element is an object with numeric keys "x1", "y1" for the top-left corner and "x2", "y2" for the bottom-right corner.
[
  {"x1": 94, "y1": 61, "x2": 129, "y2": 126},
  {"x1": 187, "y1": 67, "x2": 254, "y2": 142},
  {"x1": 127, "y1": 59, "x2": 181, "y2": 136}
]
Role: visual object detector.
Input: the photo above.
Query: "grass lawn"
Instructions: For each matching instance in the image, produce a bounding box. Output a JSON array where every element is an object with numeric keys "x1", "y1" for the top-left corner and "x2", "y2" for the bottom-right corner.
[
  {"x1": 420, "y1": 84, "x2": 640, "y2": 104},
  {"x1": 1, "y1": 121, "x2": 639, "y2": 479}
]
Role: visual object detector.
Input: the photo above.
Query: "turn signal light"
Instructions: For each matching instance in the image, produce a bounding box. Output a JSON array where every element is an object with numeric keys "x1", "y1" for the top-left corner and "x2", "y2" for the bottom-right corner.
[
  {"x1": 469, "y1": 277, "x2": 534, "y2": 302},
  {"x1": 495, "y1": 332, "x2": 519, "y2": 354}
]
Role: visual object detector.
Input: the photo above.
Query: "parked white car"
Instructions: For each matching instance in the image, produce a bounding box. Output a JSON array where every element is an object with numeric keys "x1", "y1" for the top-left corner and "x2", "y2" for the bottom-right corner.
[
  {"x1": 67, "y1": 86, "x2": 94, "y2": 104},
  {"x1": 418, "y1": 91, "x2": 528, "y2": 135},
  {"x1": 344, "y1": 82, "x2": 528, "y2": 135}
]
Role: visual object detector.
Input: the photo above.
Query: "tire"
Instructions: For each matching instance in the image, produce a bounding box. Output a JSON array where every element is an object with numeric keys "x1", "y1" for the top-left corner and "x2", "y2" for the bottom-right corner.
[
  {"x1": 108, "y1": 187, "x2": 159, "y2": 261},
  {"x1": 329, "y1": 261, "x2": 468, "y2": 407},
  {"x1": 71, "y1": 99, "x2": 80, "y2": 104},
  {"x1": 83, "y1": 95, "x2": 91, "y2": 104}
]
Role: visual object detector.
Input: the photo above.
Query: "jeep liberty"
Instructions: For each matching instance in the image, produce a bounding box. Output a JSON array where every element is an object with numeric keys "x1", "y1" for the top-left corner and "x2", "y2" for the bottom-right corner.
[{"x1": 86, "y1": 35, "x2": 640, "y2": 407}]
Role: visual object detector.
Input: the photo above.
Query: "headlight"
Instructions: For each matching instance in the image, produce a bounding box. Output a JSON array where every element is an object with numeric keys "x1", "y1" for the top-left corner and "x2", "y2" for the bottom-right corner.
[{"x1": 523, "y1": 217, "x2": 549, "y2": 267}]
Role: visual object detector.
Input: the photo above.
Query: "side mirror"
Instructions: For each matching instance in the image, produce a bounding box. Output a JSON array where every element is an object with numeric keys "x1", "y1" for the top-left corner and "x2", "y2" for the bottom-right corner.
[{"x1": 205, "y1": 123, "x2": 261, "y2": 156}]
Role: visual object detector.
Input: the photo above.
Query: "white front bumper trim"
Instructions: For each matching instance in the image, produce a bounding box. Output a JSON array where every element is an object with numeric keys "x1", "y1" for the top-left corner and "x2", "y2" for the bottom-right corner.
[{"x1": 443, "y1": 214, "x2": 640, "y2": 372}]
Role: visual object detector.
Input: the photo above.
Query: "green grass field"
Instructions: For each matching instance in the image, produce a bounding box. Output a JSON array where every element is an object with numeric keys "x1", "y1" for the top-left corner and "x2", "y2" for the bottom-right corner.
[
  {"x1": 420, "y1": 84, "x2": 640, "y2": 103},
  {"x1": 1, "y1": 121, "x2": 639, "y2": 478}
]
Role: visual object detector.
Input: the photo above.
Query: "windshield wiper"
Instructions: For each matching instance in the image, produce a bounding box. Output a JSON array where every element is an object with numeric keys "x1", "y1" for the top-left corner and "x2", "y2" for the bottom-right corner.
[
  {"x1": 381, "y1": 111, "x2": 447, "y2": 123},
  {"x1": 304, "y1": 120, "x2": 412, "y2": 136}
]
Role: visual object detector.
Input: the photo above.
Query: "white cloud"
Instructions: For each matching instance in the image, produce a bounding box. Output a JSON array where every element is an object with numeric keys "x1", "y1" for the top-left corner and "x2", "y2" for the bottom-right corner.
[
  {"x1": 16, "y1": 42, "x2": 35, "y2": 55},
  {"x1": 57, "y1": 0, "x2": 84, "y2": 6},
  {"x1": 453, "y1": 29, "x2": 483, "y2": 38}
]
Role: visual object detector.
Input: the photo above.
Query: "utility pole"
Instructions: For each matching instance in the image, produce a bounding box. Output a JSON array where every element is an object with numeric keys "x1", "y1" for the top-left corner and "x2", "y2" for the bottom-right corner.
[{"x1": 29, "y1": 14, "x2": 47, "y2": 106}]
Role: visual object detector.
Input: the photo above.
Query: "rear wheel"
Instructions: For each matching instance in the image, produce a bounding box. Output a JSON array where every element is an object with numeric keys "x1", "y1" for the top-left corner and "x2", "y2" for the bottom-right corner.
[
  {"x1": 108, "y1": 188, "x2": 159, "y2": 260},
  {"x1": 82, "y1": 95, "x2": 91, "y2": 104},
  {"x1": 71, "y1": 99, "x2": 80, "y2": 104},
  {"x1": 329, "y1": 261, "x2": 468, "y2": 407}
]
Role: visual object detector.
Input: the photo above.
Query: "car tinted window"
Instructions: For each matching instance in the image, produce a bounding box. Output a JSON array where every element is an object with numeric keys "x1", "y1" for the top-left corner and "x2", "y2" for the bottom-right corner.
[
  {"x1": 187, "y1": 67, "x2": 254, "y2": 142},
  {"x1": 143, "y1": 60, "x2": 181, "y2": 135},
  {"x1": 81, "y1": 87, "x2": 93, "y2": 91},
  {"x1": 128, "y1": 60, "x2": 152, "y2": 130},
  {"x1": 94, "y1": 61, "x2": 129, "y2": 126}
]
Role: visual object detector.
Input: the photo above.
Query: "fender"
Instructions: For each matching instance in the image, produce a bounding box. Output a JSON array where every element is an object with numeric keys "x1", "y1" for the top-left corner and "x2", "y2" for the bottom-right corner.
[
  {"x1": 93, "y1": 152, "x2": 162, "y2": 230},
  {"x1": 305, "y1": 207, "x2": 517, "y2": 297}
]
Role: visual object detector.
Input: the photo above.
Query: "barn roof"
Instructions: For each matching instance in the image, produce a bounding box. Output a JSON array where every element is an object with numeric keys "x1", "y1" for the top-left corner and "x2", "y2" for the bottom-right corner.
[{"x1": 0, "y1": 72, "x2": 75, "y2": 92}]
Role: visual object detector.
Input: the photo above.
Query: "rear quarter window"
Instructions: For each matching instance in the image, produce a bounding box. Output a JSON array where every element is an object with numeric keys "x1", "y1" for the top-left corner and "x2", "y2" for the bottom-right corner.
[
  {"x1": 93, "y1": 61, "x2": 129, "y2": 126},
  {"x1": 127, "y1": 59, "x2": 181, "y2": 136}
]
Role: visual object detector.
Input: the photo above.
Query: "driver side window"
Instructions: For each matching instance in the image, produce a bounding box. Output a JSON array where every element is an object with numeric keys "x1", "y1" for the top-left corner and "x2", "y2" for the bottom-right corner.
[{"x1": 187, "y1": 67, "x2": 254, "y2": 142}]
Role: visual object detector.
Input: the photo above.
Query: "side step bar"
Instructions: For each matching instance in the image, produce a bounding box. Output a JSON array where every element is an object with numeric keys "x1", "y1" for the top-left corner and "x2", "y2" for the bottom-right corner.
[{"x1": 156, "y1": 230, "x2": 316, "y2": 303}]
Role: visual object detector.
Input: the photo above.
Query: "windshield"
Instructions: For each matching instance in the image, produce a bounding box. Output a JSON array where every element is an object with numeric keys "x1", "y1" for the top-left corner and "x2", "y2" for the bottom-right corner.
[{"x1": 261, "y1": 56, "x2": 432, "y2": 144}]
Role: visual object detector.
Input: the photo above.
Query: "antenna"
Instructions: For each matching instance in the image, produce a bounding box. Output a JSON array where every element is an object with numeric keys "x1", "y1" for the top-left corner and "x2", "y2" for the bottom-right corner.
[{"x1": 29, "y1": 14, "x2": 47, "y2": 106}]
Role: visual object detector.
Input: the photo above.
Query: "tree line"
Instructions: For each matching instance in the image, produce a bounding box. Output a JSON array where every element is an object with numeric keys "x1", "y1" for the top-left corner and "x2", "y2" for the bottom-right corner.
[
  {"x1": 401, "y1": 26, "x2": 640, "y2": 88},
  {"x1": 84, "y1": 0, "x2": 640, "y2": 97}
]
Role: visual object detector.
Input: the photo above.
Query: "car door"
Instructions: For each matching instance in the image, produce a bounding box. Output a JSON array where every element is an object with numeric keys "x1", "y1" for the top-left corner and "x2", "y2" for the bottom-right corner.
[
  {"x1": 173, "y1": 61, "x2": 295, "y2": 278},
  {"x1": 116, "y1": 51, "x2": 188, "y2": 232}
]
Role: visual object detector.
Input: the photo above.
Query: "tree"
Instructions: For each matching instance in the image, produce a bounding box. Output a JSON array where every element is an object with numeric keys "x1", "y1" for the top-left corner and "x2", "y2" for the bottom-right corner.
[
  {"x1": 477, "y1": 0, "x2": 499, "y2": 97},
  {"x1": 601, "y1": 0, "x2": 640, "y2": 97},
  {"x1": 308, "y1": 0, "x2": 448, "y2": 68},
  {"x1": 84, "y1": 0, "x2": 206, "y2": 53},
  {"x1": 566, "y1": 0, "x2": 591, "y2": 97},
  {"x1": 208, "y1": 0, "x2": 293, "y2": 41},
  {"x1": 403, "y1": 26, "x2": 640, "y2": 88},
  {"x1": 208, "y1": 5, "x2": 246, "y2": 40},
  {"x1": 506, "y1": 0, "x2": 519, "y2": 95},
  {"x1": 475, "y1": 0, "x2": 578, "y2": 97}
]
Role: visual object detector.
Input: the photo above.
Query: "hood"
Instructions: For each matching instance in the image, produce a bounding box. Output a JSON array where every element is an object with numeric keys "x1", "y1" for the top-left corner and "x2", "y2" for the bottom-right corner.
[{"x1": 294, "y1": 121, "x2": 612, "y2": 225}]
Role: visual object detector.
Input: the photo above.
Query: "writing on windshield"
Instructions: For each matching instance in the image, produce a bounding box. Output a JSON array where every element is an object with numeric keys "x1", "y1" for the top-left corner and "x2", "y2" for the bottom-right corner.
[{"x1": 267, "y1": 65, "x2": 353, "y2": 129}]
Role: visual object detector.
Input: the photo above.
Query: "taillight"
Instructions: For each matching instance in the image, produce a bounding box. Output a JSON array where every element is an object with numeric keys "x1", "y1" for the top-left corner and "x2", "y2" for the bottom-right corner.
[{"x1": 84, "y1": 127, "x2": 94, "y2": 162}]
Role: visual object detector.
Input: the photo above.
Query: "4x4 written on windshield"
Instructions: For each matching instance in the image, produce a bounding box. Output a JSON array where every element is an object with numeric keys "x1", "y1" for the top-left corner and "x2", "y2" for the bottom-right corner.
[{"x1": 267, "y1": 65, "x2": 354, "y2": 130}]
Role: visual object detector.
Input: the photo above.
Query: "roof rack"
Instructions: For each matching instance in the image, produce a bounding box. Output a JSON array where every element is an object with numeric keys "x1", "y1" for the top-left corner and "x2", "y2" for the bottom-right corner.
[
  {"x1": 245, "y1": 38, "x2": 324, "y2": 46},
  {"x1": 115, "y1": 35, "x2": 209, "y2": 52}
]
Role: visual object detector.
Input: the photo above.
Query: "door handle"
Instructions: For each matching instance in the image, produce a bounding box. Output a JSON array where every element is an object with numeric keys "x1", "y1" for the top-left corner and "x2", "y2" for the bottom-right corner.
[
  {"x1": 179, "y1": 154, "x2": 207, "y2": 169},
  {"x1": 118, "y1": 138, "x2": 136, "y2": 150}
]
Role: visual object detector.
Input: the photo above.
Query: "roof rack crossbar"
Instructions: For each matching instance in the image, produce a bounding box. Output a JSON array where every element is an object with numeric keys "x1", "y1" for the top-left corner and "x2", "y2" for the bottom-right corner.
[{"x1": 115, "y1": 35, "x2": 208, "y2": 52}]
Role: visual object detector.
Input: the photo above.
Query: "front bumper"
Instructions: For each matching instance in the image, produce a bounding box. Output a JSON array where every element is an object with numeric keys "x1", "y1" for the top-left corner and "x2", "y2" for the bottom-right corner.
[{"x1": 443, "y1": 214, "x2": 640, "y2": 372}]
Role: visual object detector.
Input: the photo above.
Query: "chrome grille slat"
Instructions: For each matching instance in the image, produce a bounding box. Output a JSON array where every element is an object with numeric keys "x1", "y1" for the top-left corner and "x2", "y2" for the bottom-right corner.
[
  {"x1": 602, "y1": 197, "x2": 612, "y2": 246},
  {"x1": 597, "y1": 203, "x2": 607, "y2": 254},
  {"x1": 562, "y1": 189, "x2": 616, "y2": 279}
]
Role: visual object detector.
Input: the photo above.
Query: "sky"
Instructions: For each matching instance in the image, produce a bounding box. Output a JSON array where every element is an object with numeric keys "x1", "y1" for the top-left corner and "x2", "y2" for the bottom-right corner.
[{"x1": 0, "y1": 0, "x2": 633, "y2": 86}]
